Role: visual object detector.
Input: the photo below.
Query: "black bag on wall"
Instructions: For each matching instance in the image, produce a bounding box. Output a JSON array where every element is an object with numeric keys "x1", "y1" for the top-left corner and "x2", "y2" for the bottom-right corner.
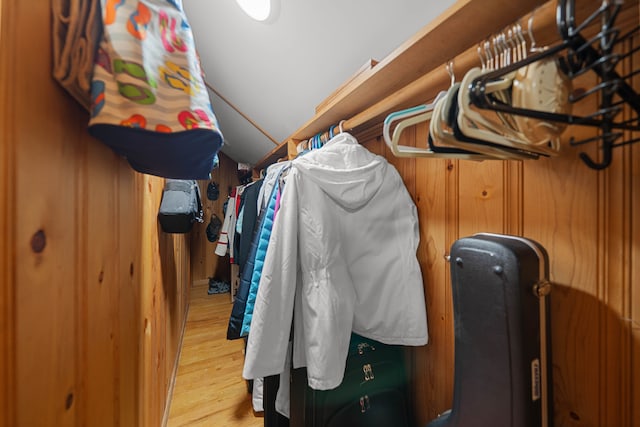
[
  {"x1": 206, "y1": 214, "x2": 223, "y2": 242},
  {"x1": 158, "y1": 179, "x2": 203, "y2": 233}
]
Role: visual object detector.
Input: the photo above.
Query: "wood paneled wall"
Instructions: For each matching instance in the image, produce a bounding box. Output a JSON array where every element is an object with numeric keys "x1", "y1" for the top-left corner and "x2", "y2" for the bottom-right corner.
[
  {"x1": 356, "y1": 54, "x2": 640, "y2": 427},
  {"x1": 190, "y1": 153, "x2": 240, "y2": 285},
  {"x1": 1, "y1": 2, "x2": 192, "y2": 426}
]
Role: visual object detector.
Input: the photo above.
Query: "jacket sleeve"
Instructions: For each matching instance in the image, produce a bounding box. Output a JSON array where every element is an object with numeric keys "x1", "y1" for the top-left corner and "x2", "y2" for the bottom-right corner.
[
  {"x1": 214, "y1": 196, "x2": 235, "y2": 256},
  {"x1": 242, "y1": 171, "x2": 299, "y2": 381}
]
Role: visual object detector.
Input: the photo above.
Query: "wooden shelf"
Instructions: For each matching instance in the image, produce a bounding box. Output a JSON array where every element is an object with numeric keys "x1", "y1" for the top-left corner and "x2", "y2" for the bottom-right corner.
[
  {"x1": 253, "y1": 0, "x2": 545, "y2": 172},
  {"x1": 314, "y1": 58, "x2": 379, "y2": 114},
  {"x1": 253, "y1": 0, "x2": 639, "y2": 172}
]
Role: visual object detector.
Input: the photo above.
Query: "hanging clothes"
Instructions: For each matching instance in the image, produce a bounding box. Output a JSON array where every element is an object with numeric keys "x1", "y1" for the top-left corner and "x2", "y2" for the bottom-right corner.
[
  {"x1": 214, "y1": 189, "x2": 237, "y2": 259},
  {"x1": 236, "y1": 179, "x2": 264, "y2": 272},
  {"x1": 226, "y1": 200, "x2": 268, "y2": 340},
  {"x1": 226, "y1": 162, "x2": 290, "y2": 340},
  {"x1": 257, "y1": 161, "x2": 287, "y2": 214},
  {"x1": 242, "y1": 132, "x2": 428, "y2": 391},
  {"x1": 240, "y1": 174, "x2": 285, "y2": 337}
]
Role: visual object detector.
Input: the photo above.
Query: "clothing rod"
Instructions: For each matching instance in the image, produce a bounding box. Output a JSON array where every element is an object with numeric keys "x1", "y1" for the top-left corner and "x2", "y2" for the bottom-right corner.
[
  {"x1": 298, "y1": 1, "x2": 572, "y2": 143},
  {"x1": 259, "y1": 0, "x2": 636, "y2": 171}
]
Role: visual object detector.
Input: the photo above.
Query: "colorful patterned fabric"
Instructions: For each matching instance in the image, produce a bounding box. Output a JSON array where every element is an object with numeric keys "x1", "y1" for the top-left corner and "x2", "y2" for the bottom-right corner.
[{"x1": 88, "y1": 0, "x2": 223, "y2": 179}]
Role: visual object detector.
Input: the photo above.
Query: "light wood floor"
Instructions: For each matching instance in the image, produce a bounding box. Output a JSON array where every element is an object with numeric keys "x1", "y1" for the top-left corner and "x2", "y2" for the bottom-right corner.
[{"x1": 167, "y1": 284, "x2": 264, "y2": 427}]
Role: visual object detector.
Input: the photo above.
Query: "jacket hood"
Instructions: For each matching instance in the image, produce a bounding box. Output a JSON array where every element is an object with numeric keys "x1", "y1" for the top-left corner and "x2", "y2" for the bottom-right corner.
[{"x1": 293, "y1": 133, "x2": 387, "y2": 210}]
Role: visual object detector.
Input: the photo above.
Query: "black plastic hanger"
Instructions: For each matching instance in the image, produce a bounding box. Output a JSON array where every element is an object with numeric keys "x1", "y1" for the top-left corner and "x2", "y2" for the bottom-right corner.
[{"x1": 468, "y1": 0, "x2": 640, "y2": 169}]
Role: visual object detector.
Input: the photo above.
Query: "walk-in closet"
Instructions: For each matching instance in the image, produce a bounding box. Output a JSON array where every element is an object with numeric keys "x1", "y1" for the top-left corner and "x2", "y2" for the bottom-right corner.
[{"x1": 1, "y1": 0, "x2": 638, "y2": 426}]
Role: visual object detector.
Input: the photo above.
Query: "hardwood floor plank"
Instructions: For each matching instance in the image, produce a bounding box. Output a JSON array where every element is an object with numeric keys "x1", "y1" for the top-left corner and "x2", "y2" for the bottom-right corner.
[{"x1": 167, "y1": 284, "x2": 263, "y2": 427}]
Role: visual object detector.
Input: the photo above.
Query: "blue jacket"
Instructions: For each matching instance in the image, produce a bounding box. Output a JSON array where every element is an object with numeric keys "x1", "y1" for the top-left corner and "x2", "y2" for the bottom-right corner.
[
  {"x1": 226, "y1": 179, "x2": 278, "y2": 340},
  {"x1": 226, "y1": 206, "x2": 265, "y2": 339},
  {"x1": 240, "y1": 179, "x2": 280, "y2": 336}
]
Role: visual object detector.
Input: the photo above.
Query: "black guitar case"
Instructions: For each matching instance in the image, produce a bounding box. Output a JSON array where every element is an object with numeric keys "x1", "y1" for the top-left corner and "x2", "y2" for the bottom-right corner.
[
  {"x1": 428, "y1": 233, "x2": 553, "y2": 427},
  {"x1": 290, "y1": 334, "x2": 413, "y2": 427}
]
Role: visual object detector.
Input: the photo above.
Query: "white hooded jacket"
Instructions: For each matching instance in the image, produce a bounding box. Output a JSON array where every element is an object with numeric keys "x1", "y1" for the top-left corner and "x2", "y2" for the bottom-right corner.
[{"x1": 242, "y1": 132, "x2": 428, "y2": 390}]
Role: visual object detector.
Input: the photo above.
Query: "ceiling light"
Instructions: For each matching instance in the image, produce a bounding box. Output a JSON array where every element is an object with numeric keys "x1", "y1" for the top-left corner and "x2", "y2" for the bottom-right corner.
[{"x1": 235, "y1": 0, "x2": 271, "y2": 21}]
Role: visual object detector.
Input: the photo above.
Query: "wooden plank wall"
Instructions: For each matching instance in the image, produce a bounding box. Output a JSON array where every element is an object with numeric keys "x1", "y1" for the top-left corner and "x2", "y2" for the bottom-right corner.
[
  {"x1": 357, "y1": 42, "x2": 639, "y2": 426},
  {"x1": 190, "y1": 153, "x2": 240, "y2": 285},
  {"x1": 1, "y1": 2, "x2": 192, "y2": 427}
]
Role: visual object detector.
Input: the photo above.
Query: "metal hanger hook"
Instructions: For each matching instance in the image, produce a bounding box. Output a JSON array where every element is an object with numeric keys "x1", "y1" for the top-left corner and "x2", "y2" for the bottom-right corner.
[
  {"x1": 499, "y1": 32, "x2": 509, "y2": 67},
  {"x1": 338, "y1": 119, "x2": 346, "y2": 134},
  {"x1": 506, "y1": 28, "x2": 516, "y2": 64},
  {"x1": 515, "y1": 22, "x2": 527, "y2": 59},
  {"x1": 528, "y1": 7, "x2": 543, "y2": 52},
  {"x1": 446, "y1": 60, "x2": 455, "y2": 86},
  {"x1": 477, "y1": 43, "x2": 487, "y2": 70},
  {"x1": 484, "y1": 41, "x2": 494, "y2": 70}
]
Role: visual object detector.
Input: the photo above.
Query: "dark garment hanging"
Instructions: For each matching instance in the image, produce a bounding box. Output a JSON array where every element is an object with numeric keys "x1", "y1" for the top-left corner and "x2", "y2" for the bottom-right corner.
[
  {"x1": 232, "y1": 189, "x2": 245, "y2": 264},
  {"x1": 227, "y1": 164, "x2": 287, "y2": 340},
  {"x1": 227, "y1": 187, "x2": 270, "y2": 340},
  {"x1": 237, "y1": 179, "x2": 263, "y2": 272}
]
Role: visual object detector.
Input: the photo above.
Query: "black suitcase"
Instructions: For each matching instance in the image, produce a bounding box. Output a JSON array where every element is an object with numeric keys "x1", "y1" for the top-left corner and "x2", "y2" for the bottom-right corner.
[
  {"x1": 157, "y1": 179, "x2": 203, "y2": 233},
  {"x1": 428, "y1": 233, "x2": 553, "y2": 427},
  {"x1": 290, "y1": 334, "x2": 413, "y2": 427}
]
